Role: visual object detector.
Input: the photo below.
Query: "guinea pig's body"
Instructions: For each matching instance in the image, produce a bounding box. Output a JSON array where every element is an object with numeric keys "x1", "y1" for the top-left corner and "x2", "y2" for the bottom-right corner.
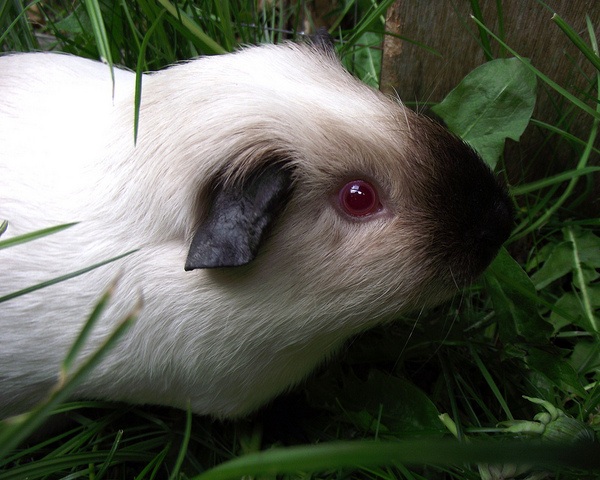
[{"x1": 0, "y1": 41, "x2": 512, "y2": 418}]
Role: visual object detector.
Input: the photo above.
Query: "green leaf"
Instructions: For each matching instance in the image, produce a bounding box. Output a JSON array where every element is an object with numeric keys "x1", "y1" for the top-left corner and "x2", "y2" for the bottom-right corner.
[
  {"x1": 470, "y1": 15, "x2": 600, "y2": 122},
  {"x1": 567, "y1": 227, "x2": 600, "y2": 269},
  {"x1": 570, "y1": 341, "x2": 600, "y2": 377},
  {"x1": 550, "y1": 291, "x2": 600, "y2": 334},
  {"x1": 548, "y1": 293, "x2": 581, "y2": 333},
  {"x1": 533, "y1": 227, "x2": 600, "y2": 335},
  {"x1": 337, "y1": 370, "x2": 443, "y2": 436},
  {"x1": 54, "y1": 7, "x2": 90, "y2": 34},
  {"x1": 432, "y1": 58, "x2": 536, "y2": 168},
  {"x1": 484, "y1": 248, "x2": 551, "y2": 343},
  {"x1": 530, "y1": 241, "x2": 574, "y2": 290},
  {"x1": 526, "y1": 347, "x2": 587, "y2": 398}
]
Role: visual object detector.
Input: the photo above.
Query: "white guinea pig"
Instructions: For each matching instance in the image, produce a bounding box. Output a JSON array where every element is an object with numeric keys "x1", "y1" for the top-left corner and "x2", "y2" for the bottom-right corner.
[{"x1": 0, "y1": 37, "x2": 513, "y2": 418}]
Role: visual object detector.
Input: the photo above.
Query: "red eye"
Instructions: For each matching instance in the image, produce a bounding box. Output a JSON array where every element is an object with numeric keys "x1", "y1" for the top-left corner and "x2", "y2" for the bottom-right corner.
[{"x1": 338, "y1": 180, "x2": 380, "y2": 217}]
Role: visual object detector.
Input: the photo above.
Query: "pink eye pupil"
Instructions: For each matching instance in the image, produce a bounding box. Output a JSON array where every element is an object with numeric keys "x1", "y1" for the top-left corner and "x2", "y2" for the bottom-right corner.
[{"x1": 339, "y1": 180, "x2": 379, "y2": 217}]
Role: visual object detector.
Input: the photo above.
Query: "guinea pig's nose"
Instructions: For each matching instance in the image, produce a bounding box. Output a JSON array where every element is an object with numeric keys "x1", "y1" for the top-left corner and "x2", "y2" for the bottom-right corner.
[{"x1": 470, "y1": 191, "x2": 514, "y2": 273}]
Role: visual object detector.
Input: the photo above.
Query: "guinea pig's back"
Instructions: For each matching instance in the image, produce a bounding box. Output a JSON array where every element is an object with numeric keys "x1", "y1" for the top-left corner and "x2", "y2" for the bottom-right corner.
[{"x1": 0, "y1": 53, "x2": 135, "y2": 235}]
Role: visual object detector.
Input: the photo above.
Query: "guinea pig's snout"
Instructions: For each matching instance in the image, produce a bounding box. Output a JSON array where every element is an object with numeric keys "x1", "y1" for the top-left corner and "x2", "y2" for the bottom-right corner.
[
  {"x1": 450, "y1": 170, "x2": 515, "y2": 285},
  {"x1": 432, "y1": 188, "x2": 512, "y2": 290},
  {"x1": 467, "y1": 191, "x2": 514, "y2": 274},
  {"x1": 421, "y1": 130, "x2": 515, "y2": 286}
]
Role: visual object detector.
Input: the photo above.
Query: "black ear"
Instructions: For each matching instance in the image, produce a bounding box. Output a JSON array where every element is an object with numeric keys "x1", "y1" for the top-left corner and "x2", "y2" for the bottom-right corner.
[
  {"x1": 310, "y1": 27, "x2": 335, "y2": 54},
  {"x1": 185, "y1": 163, "x2": 293, "y2": 270}
]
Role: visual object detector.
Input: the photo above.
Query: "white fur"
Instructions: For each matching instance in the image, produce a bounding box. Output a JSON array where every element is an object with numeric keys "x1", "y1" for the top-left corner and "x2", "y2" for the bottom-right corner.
[{"x1": 0, "y1": 44, "x2": 504, "y2": 417}]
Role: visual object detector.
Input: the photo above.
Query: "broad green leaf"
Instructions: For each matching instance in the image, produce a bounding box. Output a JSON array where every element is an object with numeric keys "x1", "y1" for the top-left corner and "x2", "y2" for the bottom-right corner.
[
  {"x1": 567, "y1": 227, "x2": 600, "y2": 268},
  {"x1": 526, "y1": 347, "x2": 587, "y2": 397},
  {"x1": 485, "y1": 248, "x2": 551, "y2": 343},
  {"x1": 565, "y1": 227, "x2": 600, "y2": 334},
  {"x1": 432, "y1": 58, "x2": 536, "y2": 168},
  {"x1": 530, "y1": 241, "x2": 574, "y2": 290},
  {"x1": 532, "y1": 227, "x2": 600, "y2": 335},
  {"x1": 470, "y1": 16, "x2": 600, "y2": 121},
  {"x1": 575, "y1": 265, "x2": 600, "y2": 289},
  {"x1": 550, "y1": 291, "x2": 600, "y2": 334},
  {"x1": 54, "y1": 7, "x2": 90, "y2": 34},
  {"x1": 570, "y1": 341, "x2": 600, "y2": 377},
  {"x1": 336, "y1": 370, "x2": 442, "y2": 436}
]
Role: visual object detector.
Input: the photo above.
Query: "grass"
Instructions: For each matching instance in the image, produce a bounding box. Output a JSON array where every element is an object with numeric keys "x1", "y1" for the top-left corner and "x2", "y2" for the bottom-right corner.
[{"x1": 1, "y1": 0, "x2": 600, "y2": 478}]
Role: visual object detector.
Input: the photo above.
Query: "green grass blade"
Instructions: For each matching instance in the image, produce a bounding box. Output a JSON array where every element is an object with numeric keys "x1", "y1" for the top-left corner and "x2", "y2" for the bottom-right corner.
[
  {"x1": 470, "y1": 15, "x2": 600, "y2": 121},
  {"x1": 339, "y1": 0, "x2": 396, "y2": 55},
  {"x1": 134, "y1": 10, "x2": 167, "y2": 144},
  {"x1": 511, "y1": 166, "x2": 600, "y2": 195},
  {"x1": 328, "y1": 0, "x2": 358, "y2": 32},
  {"x1": 469, "y1": 0, "x2": 493, "y2": 60},
  {"x1": 119, "y1": 1, "x2": 144, "y2": 59},
  {"x1": 60, "y1": 282, "x2": 115, "y2": 374},
  {"x1": 134, "y1": 443, "x2": 172, "y2": 480},
  {"x1": 529, "y1": 118, "x2": 600, "y2": 155},
  {"x1": 587, "y1": 14, "x2": 599, "y2": 57},
  {"x1": 192, "y1": 439, "x2": 600, "y2": 479},
  {"x1": 566, "y1": 226, "x2": 599, "y2": 334},
  {"x1": 169, "y1": 403, "x2": 192, "y2": 480},
  {"x1": 552, "y1": 13, "x2": 600, "y2": 73},
  {"x1": 0, "y1": 249, "x2": 137, "y2": 303},
  {"x1": 213, "y1": 0, "x2": 234, "y2": 52},
  {"x1": 155, "y1": 0, "x2": 226, "y2": 54},
  {"x1": 469, "y1": 346, "x2": 513, "y2": 420},
  {"x1": 82, "y1": 0, "x2": 116, "y2": 104},
  {"x1": 0, "y1": 0, "x2": 40, "y2": 50},
  {"x1": 0, "y1": 223, "x2": 78, "y2": 250},
  {"x1": 0, "y1": 297, "x2": 138, "y2": 457},
  {"x1": 0, "y1": 450, "x2": 152, "y2": 480},
  {"x1": 512, "y1": 93, "x2": 599, "y2": 240},
  {"x1": 83, "y1": 0, "x2": 113, "y2": 64},
  {"x1": 495, "y1": 0, "x2": 506, "y2": 57},
  {"x1": 95, "y1": 429, "x2": 124, "y2": 480},
  {"x1": 382, "y1": 32, "x2": 442, "y2": 57},
  {"x1": 0, "y1": 424, "x2": 82, "y2": 468}
]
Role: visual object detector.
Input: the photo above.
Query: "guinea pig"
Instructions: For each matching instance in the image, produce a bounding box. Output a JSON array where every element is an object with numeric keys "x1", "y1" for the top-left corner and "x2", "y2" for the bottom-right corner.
[{"x1": 0, "y1": 36, "x2": 513, "y2": 418}]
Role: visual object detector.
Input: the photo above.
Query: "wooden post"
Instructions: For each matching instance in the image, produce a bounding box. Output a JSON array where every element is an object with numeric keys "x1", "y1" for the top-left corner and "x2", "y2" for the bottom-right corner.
[{"x1": 381, "y1": 1, "x2": 600, "y2": 214}]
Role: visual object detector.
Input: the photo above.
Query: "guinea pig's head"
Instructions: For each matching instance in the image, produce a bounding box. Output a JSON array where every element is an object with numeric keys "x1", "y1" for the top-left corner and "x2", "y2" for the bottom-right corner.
[{"x1": 182, "y1": 40, "x2": 514, "y2": 331}]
